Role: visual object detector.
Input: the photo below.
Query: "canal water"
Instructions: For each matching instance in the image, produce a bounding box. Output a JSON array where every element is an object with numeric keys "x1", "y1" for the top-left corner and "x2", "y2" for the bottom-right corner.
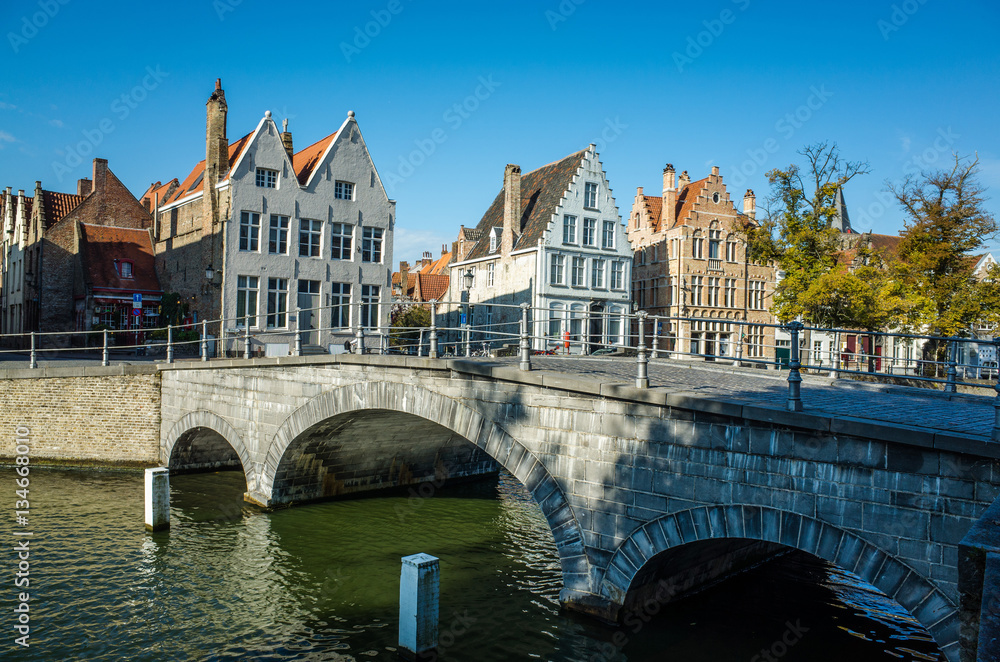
[{"x1": 4, "y1": 468, "x2": 943, "y2": 661}]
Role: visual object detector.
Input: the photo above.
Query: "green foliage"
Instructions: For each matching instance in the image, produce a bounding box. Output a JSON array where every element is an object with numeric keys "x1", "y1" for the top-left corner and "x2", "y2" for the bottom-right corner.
[
  {"x1": 160, "y1": 292, "x2": 188, "y2": 327},
  {"x1": 389, "y1": 304, "x2": 431, "y2": 348}
]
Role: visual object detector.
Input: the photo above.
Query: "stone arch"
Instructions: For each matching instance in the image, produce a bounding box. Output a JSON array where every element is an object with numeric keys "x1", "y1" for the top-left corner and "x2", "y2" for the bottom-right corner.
[
  {"x1": 163, "y1": 411, "x2": 252, "y2": 485},
  {"x1": 601, "y1": 505, "x2": 957, "y2": 656},
  {"x1": 257, "y1": 381, "x2": 590, "y2": 593}
]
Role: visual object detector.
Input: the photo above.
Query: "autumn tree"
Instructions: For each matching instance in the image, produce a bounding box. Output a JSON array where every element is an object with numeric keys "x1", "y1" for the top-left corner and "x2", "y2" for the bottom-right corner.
[{"x1": 389, "y1": 304, "x2": 431, "y2": 349}]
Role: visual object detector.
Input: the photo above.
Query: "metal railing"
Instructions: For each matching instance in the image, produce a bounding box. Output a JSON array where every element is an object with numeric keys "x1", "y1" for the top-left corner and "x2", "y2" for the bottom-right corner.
[{"x1": 2, "y1": 300, "x2": 999, "y2": 439}]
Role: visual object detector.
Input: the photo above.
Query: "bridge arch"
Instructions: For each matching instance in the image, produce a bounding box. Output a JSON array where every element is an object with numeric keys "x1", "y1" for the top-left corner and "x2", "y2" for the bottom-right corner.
[
  {"x1": 163, "y1": 411, "x2": 253, "y2": 485},
  {"x1": 257, "y1": 380, "x2": 591, "y2": 593},
  {"x1": 602, "y1": 505, "x2": 957, "y2": 656}
]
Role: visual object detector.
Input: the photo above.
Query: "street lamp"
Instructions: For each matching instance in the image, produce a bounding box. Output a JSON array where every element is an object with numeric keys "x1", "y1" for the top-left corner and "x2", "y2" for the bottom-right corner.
[
  {"x1": 462, "y1": 268, "x2": 474, "y2": 356},
  {"x1": 205, "y1": 264, "x2": 215, "y2": 281}
]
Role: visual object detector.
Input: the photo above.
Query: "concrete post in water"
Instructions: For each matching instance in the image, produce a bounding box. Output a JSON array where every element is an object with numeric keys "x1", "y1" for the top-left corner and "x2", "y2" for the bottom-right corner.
[
  {"x1": 29, "y1": 332, "x2": 36, "y2": 369},
  {"x1": 786, "y1": 321, "x2": 804, "y2": 412},
  {"x1": 144, "y1": 467, "x2": 170, "y2": 531},
  {"x1": 945, "y1": 339, "x2": 958, "y2": 394},
  {"x1": 201, "y1": 320, "x2": 208, "y2": 362},
  {"x1": 399, "y1": 553, "x2": 439, "y2": 659},
  {"x1": 102, "y1": 329, "x2": 109, "y2": 366},
  {"x1": 244, "y1": 315, "x2": 251, "y2": 360},
  {"x1": 519, "y1": 303, "x2": 531, "y2": 371},
  {"x1": 636, "y1": 311, "x2": 649, "y2": 389},
  {"x1": 428, "y1": 300, "x2": 439, "y2": 359},
  {"x1": 166, "y1": 324, "x2": 174, "y2": 364}
]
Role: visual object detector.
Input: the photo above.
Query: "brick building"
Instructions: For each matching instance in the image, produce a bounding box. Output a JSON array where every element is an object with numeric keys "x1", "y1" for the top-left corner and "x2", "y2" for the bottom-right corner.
[
  {"x1": 143, "y1": 80, "x2": 394, "y2": 353},
  {"x1": 627, "y1": 164, "x2": 776, "y2": 361},
  {"x1": 393, "y1": 248, "x2": 451, "y2": 302}
]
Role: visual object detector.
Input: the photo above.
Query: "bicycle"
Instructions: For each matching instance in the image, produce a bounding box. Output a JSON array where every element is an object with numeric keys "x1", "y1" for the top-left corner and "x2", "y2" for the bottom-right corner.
[{"x1": 471, "y1": 342, "x2": 491, "y2": 358}]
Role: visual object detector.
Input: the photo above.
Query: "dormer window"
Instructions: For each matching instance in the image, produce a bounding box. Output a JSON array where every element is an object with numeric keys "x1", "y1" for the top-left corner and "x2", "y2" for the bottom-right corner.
[
  {"x1": 118, "y1": 260, "x2": 133, "y2": 278},
  {"x1": 489, "y1": 227, "x2": 501, "y2": 253},
  {"x1": 256, "y1": 168, "x2": 278, "y2": 188}
]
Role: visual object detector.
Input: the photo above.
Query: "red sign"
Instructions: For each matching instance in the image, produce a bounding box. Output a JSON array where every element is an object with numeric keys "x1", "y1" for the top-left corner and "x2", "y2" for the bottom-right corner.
[{"x1": 133, "y1": 308, "x2": 142, "y2": 317}]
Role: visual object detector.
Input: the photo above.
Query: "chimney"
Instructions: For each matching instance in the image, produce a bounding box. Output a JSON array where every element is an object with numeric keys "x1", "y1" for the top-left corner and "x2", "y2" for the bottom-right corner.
[
  {"x1": 204, "y1": 78, "x2": 229, "y2": 231},
  {"x1": 679, "y1": 170, "x2": 690, "y2": 188},
  {"x1": 92, "y1": 159, "x2": 108, "y2": 192},
  {"x1": 743, "y1": 189, "x2": 756, "y2": 220},
  {"x1": 77, "y1": 178, "x2": 93, "y2": 196},
  {"x1": 711, "y1": 165, "x2": 720, "y2": 178},
  {"x1": 662, "y1": 164, "x2": 677, "y2": 230},
  {"x1": 16, "y1": 190, "x2": 27, "y2": 245},
  {"x1": 502, "y1": 164, "x2": 521, "y2": 255},
  {"x1": 281, "y1": 118, "x2": 294, "y2": 163},
  {"x1": 399, "y1": 261, "x2": 410, "y2": 296}
]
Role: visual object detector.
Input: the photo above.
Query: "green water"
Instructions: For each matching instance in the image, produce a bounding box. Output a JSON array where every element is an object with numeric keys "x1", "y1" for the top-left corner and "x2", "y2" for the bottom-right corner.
[{"x1": 1, "y1": 469, "x2": 943, "y2": 661}]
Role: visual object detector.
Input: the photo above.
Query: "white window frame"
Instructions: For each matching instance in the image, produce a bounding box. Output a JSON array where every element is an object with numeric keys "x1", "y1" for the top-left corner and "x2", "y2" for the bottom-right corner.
[
  {"x1": 584, "y1": 182, "x2": 598, "y2": 209},
  {"x1": 563, "y1": 215, "x2": 577, "y2": 244},
  {"x1": 256, "y1": 168, "x2": 278, "y2": 188},
  {"x1": 266, "y1": 277, "x2": 288, "y2": 329},
  {"x1": 362, "y1": 227, "x2": 383, "y2": 263},
  {"x1": 236, "y1": 275, "x2": 259, "y2": 327},
  {"x1": 329, "y1": 282, "x2": 351, "y2": 329},
  {"x1": 487, "y1": 261, "x2": 495, "y2": 287},
  {"x1": 335, "y1": 181, "x2": 355, "y2": 200},
  {"x1": 592, "y1": 258, "x2": 606, "y2": 288},
  {"x1": 331, "y1": 223, "x2": 353, "y2": 260},
  {"x1": 299, "y1": 218, "x2": 322, "y2": 258},
  {"x1": 610, "y1": 261, "x2": 624, "y2": 290},
  {"x1": 550, "y1": 254, "x2": 566, "y2": 285},
  {"x1": 268, "y1": 214, "x2": 289, "y2": 255},
  {"x1": 571, "y1": 256, "x2": 585, "y2": 287},
  {"x1": 602, "y1": 220, "x2": 615, "y2": 250},
  {"x1": 239, "y1": 211, "x2": 260, "y2": 252},
  {"x1": 583, "y1": 218, "x2": 596, "y2": 247}
]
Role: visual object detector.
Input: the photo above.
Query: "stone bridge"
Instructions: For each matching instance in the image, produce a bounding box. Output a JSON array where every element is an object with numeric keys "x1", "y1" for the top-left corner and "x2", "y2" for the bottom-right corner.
[{"x1": 152, "y1": 354, "x2": 1000, "y2": 661}]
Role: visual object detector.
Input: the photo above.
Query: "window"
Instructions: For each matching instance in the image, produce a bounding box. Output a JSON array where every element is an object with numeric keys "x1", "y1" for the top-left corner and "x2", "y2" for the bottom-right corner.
[
  {"x1": 707, "y1": 277, "x2": 721, "y2": 307},
  {"x1": 335, "y1": 181, "x2": 355, "y2": 200},
  {"x1": 299, "y1": 219, "x2": 322, "y2": 257},
  {"x1": 550, "y1": 254, "x2": 565, "y2": 285},
  {"x1": 712, "y1": 192, "x2": 720, "y2": 203},
  {"x1": 690, "y1": 276, "x2": 703, "y2": 305},
  {"x1": 592, "y1": 258, "x2": 606, "y2": 288},
  {"x1": 236, "y1": 275, "x2": 259, "y2": 327},
  {"x1": 607, "y1": 305, "x2": 623, "y2": 345},
  {"x1": 548, "y1": 303, "x2": 565, "y2": 340},
  {"x1": 584, "y1": 182, "x2": 598, "y2": 208},
  {"x1": 268, "y1": 214, "x2": 289, "y2": 254},
  {"x1": 256, "y1": 168, "x2": 277, "y2": 188},
  {"x1": 610, "y1": 261, "x2": 624, "y2": 289},
  {"x1": 331, "y1": 223, "x2": 353, "y2": 260},
  {"x1": 267, "y1": 278, "x2": 288, "y2": 328},
  {"x1": 709, "y1": 229, "x2": 721, "y2": 259},
  {"x1": 329, "y1": 282, "x2": 350, "y2": 329},
  {"x1": 360, "y1": 284, "x2": 380, "y2": 328},
  {"x1": 746, "y1": 324, "x2": 765, "y2": 358},
  {"x1": 571, "y1": 256, "x2": 585, "y2": 286},
  {"x1": 749, "y1": 280, "x2": 766, "y2": 310},
  {"x1": 487, "y1": 261, "x2": 495, "y2": 287},
  {"x1": 602, "y1": 220, "x2": 615, "y2": 249},
  {"x1": 726, "y1": 238, "x2": 738, "y2": 262},
  {"x1": 569, "y1": 304, "x2": 585, "y2": 340},
  {"x1": 813, "y1": 340, "x2": 823, "y2": 363},
  {"x1": 691, "y1": 235, "x2": 704, "y2": 259},
  {"x1": 652, "y1": 245, "x2": 658, "y2": 263},
  {"x1": 583, "y1": 218, "x2": 596, "y2": 247},
  {"x1": 119, "y1": 261, "x2": 133, "y2": 278},
  {"x1": 724, "y1": 278, "x2": 737, "y2": 308},
  {"x1": 482, "y1": 305, "x2": 493, "y2": 335},
  {"x1": 362, "y1": 227, "x2": 383, "y2": 263},
  {"x1": 489, "y1": 228, "x2": 500, "y2": 254},
  {"x1": 239, "y1": 212, "x2": 260, "y2": 251},
  {"x1": 563, "y1": 215, "x2": 577, "y2": 244}
]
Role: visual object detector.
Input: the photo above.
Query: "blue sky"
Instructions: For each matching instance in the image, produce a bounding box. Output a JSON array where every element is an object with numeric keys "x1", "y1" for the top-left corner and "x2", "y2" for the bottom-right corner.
[{"x1": 2, "y1": 0, "x2": 999, "y2": 266}]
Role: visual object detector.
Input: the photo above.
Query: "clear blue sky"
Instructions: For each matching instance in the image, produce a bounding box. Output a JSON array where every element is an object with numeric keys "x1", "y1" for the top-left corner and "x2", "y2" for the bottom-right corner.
[{"x1": 2, "y1": 0, "x2": 999, "y2": 266}]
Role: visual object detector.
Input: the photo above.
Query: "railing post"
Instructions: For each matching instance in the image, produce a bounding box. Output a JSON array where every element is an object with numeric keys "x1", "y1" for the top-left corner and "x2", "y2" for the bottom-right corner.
[
  {"x1": 293, "y1": 305, "x2": 302, "y2": 357},
  {"x1": 833, "y1": 330, "x2": 841, "y2": 379},
  {"x1": 428, "y1": 300, "x2": 439, "y2": 359},
  {"x1": 636, "y1": 310, "x2": 649, "y2": 389},
  {"x1": 355, "y1": 324, "x2": 364, "y2": 355},
  {"x1": 519, "y1": 303, "x2": 532, "y2": 371},
  {"x1": 244, "y1": 315, "x2": 251, "y2": 360},
  {"x1": 732, "y1": 322, "x2": 741, "y2": 367},
  {"x1": 945, "y1": 339, "x2": 958, "y2": 394},
  {"x1": 992, "y1": 337, "x2": 1000, "y2": 442},
  {"x1": 464, "y1": 323, "x2": 471, "y2": 357},
  {"x1": 166, "y1": 324, "x2": 174, "y2": 364},
  {"x1": 651, "y1": 316, "x2": 660, "y2": 359},
  {"x1": 102, "y1": 329, "x2": 109, "y2": 366},
  {"x1": 201, "y1": 320, "x2": 208, "y2": 362},
  {"x1": 29, "y1": 332, "x2": 37, "y2": 369},
  {"x1": 785, "y1": 321, "x2": 804, "y2": 412}
]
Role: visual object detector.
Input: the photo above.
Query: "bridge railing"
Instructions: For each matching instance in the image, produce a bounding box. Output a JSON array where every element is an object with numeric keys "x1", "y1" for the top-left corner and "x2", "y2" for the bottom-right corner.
[{"x1": 3, "y1": 300, "x2": 999, "y2": 438}]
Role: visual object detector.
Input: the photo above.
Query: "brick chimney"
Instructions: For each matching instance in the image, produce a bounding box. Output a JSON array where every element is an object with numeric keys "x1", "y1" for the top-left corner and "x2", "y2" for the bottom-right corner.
[
  {"x1": 711, "y1": 165, "x2": 720, "y2": 178},
  {"x1": 280, "y1": 118, "x2": 294, "y2": 163},
  {"x1": 662, "y1": 164, "x2": 677, "y2": 230},
  {"x1": 399, "y1": 261, "x2": 410, "y2": 296},
  {"x1": 678, "y1": 170, "x2": 690, "y2": 188},
  {"x1": 743, "y1": 189, "x2": 756, "y2": 220},
  {"x1": 204, "y1": 78, "x2": 229, "y2": 229},
  {"x1": 77, "y1": 178, "x2": 93, "y2": 196},
  {"x1": 92, "y1": 159, "x2": 108, "y2": 192},
  {"x1": 502, "y1": 164, "x2": 521, "y2": 255}
]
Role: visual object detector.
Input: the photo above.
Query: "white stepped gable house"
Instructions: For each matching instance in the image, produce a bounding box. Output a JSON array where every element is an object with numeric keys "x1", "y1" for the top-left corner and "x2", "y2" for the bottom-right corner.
[
  {"x1": 446, "y1": 145, "x2": 632, "y2": 352},
  {"x1": 144, "y1": 80, "x2": 393, "y2": 353}
]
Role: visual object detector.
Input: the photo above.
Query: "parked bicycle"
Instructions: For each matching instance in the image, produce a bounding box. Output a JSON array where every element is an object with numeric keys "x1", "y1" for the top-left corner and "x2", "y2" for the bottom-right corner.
[{"x1": 471, "y1": 341, "x2": 491, "y2": 358}]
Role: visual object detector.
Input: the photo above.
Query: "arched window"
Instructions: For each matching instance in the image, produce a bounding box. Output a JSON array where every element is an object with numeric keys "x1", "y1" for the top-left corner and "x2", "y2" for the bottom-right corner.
[
  {"x1": 606, "y1": 305, "x2": 623, "y2": 345},
  {"x1": 548, "y1": 303, "x2": 565, "y2": 343},
  {"x1": 570, "y1": 304, "x2": 585, "y2": 342}
]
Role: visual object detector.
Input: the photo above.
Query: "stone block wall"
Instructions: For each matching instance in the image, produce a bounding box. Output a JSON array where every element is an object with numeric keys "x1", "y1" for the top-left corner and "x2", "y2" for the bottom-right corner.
[{"x1": 0, "y1": 366, "x2": 160, "y2": 465}]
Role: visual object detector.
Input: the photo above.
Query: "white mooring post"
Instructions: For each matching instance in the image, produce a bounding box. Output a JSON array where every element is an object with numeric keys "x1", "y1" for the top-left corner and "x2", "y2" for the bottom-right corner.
[
  {"x1": 144, "y1": 467, "x2": 170, "y2": 531},
  {"x1": 399, "y1": 553, "x2": 439, "y2": 659}
]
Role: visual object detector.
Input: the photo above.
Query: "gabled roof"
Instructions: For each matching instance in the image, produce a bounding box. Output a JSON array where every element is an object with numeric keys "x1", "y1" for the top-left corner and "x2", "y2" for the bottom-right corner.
[
  {"x1": 139, "y1": 180, "x2": 179, "y2": 208},
  {"x1": 464, "y1": 149, "x2": 588, "y2": 261},
  {"x1": 642, "y1": 195, "x2": 662, "y2": 227},
  {"x1": 78, "y1": 223, "x2": 160, "y2": 292},
  {"x1": 393, "y1": 272, "x2": 451, "y2": 302},
  {"x1": 292, "y1": 131, "x2": 338, "y2": 185},
  {"x1": 41, "y1": 190, "x2": 85, "y2": 227},
  {"x1": 419, "y1": 251, "x2": 451, "y2": 275},
  {"x1": 671, "y1": 177, "x2": 709, "y2": 230},
  {"x1": 162, "y1": 132, "x2": 253, "y2": 205}
]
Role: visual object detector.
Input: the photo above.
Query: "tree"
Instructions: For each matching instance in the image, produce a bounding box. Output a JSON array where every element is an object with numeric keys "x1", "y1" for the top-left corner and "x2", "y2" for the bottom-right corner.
[
  {"x1": 743, "y1": 142, "x2": 871, "y2": 324},
  {"x1": 389, "y1": 304, "x2": 431, "y2": 350}
]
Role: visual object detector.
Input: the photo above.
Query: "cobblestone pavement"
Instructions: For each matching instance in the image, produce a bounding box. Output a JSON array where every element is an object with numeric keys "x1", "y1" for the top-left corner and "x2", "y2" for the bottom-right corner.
[{"x1": 487, "y1": 356, "x2": 998, "y2": 440}]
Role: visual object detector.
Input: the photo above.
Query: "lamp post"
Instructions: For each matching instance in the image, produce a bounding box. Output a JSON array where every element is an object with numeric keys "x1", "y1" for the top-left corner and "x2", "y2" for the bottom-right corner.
[{"x1": 462, "y1": 268, "x2": 474, "y2": 357}]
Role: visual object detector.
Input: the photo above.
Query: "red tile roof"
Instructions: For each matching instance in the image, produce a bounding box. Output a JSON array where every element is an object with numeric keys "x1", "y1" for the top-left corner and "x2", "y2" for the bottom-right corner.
[
  {"x1": 164, "y1": 132, "x2": 253, "y2": 205},
  {"x1": 292, "y1": 132, "x2": 338, "y2": 185},
  {"x1": 642, "y1": 195, "x2": 662, "y2": 227},
  {"x1": 415, "y1": 273, "x2": 450, "y2": 301},
  {"x1": 139, "y1": 180, "x2": 179, "y2": 208},
  {"x1": 78, "y1": 224, "x2": 160, "y2": 293},
  {"x1": 417, "y1": 251, "x2": 451, "y2": 276},
  {"x1": 41, "y1": 190, "x2": 85, "y2": 227},
  {"x1": 670, "y1": 177, "x2": 709, "y2": 230}
]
